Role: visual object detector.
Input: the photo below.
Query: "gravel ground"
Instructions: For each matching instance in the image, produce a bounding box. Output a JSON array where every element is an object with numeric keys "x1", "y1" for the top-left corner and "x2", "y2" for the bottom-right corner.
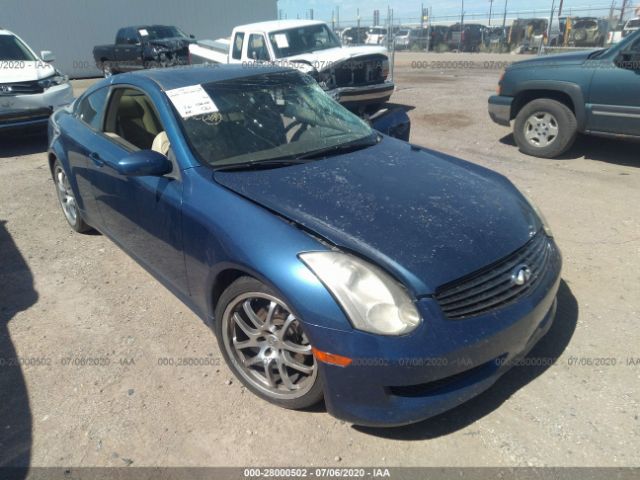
[{"x1": 0, "y1": 52, "x2": 638, "y2": 468}]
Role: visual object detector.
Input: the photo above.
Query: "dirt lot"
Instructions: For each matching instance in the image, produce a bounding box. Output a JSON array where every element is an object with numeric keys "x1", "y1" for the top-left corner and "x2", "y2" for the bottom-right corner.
[{"x1": 0, "y1": 52, "x2": 639, "y2": 468}]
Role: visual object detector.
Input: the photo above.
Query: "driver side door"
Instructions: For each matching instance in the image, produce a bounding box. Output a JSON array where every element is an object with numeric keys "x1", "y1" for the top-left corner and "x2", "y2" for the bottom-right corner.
[
  {"x1": 90, "y1": 86, "x2": 188, "y2": 294},
  {"x1": 587, "y1": 37, "x2": 640, "y2": 135}
]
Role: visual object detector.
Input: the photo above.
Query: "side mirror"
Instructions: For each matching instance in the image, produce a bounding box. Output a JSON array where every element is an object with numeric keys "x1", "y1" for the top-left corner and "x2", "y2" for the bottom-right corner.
[
  {"x1": 40, "y1": 50, "x2": 55, "y2": 62},
  {"x1": 115, "y1": 150, "x2": 173, "y2": 177}
]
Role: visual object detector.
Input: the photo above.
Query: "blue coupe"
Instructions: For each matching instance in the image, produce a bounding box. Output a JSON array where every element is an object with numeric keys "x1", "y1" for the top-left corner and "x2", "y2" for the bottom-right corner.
[{"x1": 48, "y1": 65, "x2": 561, "y2": 427}]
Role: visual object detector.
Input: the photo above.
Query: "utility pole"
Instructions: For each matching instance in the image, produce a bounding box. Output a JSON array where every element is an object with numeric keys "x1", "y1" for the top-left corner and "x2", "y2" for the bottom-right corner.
[
  {"x1": 502, "y1": 0, "x2": 509, "y2": 29},
  {"x1": 458, "y1": 0, "x2": 465, "y2": 52},
  {"x1": 332, "y1": 9, "x2": 335, "y2": 30},
  {"x1": 309, "y1": 8, "x2": 314, "y2": 20},
  {"x1": 336, "y1": 6, "x2": 340, "y2": 29},
  {"x1": 489, "y1": 0, "x2": 494, "y2": 26},
  {"x1": 540, "y1": 0, "x2": 555, "y2": 54},
  {"x1": 620, "y1": 0, "x2": 628, "y2": 20},
  {"x1": 421, "y1": 3, "x2": 425, "y2": 29}
]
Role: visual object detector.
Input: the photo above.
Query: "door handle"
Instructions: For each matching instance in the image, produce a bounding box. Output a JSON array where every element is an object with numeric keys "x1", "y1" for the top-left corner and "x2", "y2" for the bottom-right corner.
[{"x1": 89, "y1": 152, "x2": 104, "y2": 167}]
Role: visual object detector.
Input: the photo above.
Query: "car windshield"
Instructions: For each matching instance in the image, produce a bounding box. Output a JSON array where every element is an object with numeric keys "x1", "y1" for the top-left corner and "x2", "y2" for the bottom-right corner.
[
  {"x1": 397, "y1": 30, "x2": 409, "y2": 36},
  {"x1": 627, "y1": 19, "x2": 640, "y2": 28},
  {"x1": 173, "y1": 72, "x2": 375, "y2": 168},
  {"x1": 0, "y1": 34, "x2": 36, "y2": 61},
  {"x1": 268, "y1": 25, "x2": 341, "y2": 58},
  {"x1": 142, "y1": 26, "x2": 187, "y2": 40}
]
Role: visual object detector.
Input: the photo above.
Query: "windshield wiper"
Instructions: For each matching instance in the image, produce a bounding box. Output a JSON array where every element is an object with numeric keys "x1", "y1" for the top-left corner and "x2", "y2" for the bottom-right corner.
[
  {"x1": 296, "y1": 135, "x2": 380, "y2": 160},
  {"x1": 214, "y1": 158, "x2": 311, "y2": 172},
  {"x1": 214, "y1": 135, "x2": 381, "y2": 171}
]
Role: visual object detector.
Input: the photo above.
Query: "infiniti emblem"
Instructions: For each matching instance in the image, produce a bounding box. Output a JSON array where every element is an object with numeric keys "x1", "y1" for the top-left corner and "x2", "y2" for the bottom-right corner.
[{"x1": 511, "y1": 265, "x2": 532, "y2": 286}]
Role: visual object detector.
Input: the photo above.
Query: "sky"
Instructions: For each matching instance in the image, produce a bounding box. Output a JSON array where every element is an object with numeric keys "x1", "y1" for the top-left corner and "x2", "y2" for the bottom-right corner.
[{"x1": 277, "y1": 0, "x2": 637, "y2": 25}]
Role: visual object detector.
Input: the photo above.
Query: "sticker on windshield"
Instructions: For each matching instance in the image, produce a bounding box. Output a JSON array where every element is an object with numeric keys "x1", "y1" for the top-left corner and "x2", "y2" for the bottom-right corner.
[
  {"x1": 274, "y1": 33, "x2": 290, "y2": 49},
  {"x1": 166, "y1": 85, "x2": 219, "y2": 118},
  {"x1": 139, "y1": 29, "x2": 149, "y2": 37}
]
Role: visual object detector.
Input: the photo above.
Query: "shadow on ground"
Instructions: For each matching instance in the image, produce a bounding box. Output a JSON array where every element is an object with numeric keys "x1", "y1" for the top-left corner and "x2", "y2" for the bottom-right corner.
[
  {"x1": 0, "y1": 131, "x2": 48, "y2": 159},
  {"x1": 0, "y1": 220, "x2": 36, "y2": 478},
  {"x1": 500, "y1": 134, "x2": 639, "y2": 167},
  {"x1": 355, "y1": 280, "x2": 578, "y2": 440}
]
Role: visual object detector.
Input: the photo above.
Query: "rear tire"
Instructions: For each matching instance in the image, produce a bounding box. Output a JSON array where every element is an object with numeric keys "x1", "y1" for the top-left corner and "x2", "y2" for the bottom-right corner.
[
  {"x1": 52, "y1": 160, "x2": 92, "y2": 233},
  {"x1": 513, "y1": 98, "x2": 577, "y2": 158}
]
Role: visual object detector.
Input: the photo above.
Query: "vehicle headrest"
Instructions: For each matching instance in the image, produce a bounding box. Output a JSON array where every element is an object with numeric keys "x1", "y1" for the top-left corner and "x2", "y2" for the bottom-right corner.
[{"x1": 118, "y1": 96, "x2": 144, "y2": 119}]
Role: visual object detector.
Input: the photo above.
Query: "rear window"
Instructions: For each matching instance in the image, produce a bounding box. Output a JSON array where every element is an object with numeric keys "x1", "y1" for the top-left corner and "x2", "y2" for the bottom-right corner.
[
  {"x1": 574, "y1": 20, "x2": 597, "y2": 29},
  {"x1": 627, "y1": 19, "x2": 640, "y2": 28},
  {"x1": 0, "y1": 34, "x2": 36, "y2": 61}
]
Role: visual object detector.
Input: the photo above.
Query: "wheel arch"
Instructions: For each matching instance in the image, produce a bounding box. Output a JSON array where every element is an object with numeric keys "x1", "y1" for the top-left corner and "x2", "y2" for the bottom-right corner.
[{"x1": 511, "y1": 82, "x2": 587, "y2": 131}]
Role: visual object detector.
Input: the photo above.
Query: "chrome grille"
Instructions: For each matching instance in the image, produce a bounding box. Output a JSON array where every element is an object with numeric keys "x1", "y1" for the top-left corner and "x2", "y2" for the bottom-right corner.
[
  {"x1": 0, "y1": 80, "x2": 44, "y2": 96},
  {"x1": 435, "y1": 232, "x2": 553, "y2": 319}
]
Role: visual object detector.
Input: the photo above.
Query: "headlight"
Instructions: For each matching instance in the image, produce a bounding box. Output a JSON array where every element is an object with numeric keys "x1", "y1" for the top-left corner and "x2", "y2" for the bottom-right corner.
[
  {"x1": 300, "y1": 252, "x2": 421, "y2": 336},
  {"x1": 38, "y1": 72, "x2": 68, "y2": 89},
  {"x1": 522, "y1": 192, "x2": 553, "y2": 237}
]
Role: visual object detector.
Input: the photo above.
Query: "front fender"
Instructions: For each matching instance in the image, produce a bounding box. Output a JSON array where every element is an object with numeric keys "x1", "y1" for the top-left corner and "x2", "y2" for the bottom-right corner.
[
  {"x1": 181, "y1": 167, "x2": 353, "y2": 333},
  {"x1": 510, "y1": 80, "x2": 589, "y2": 131}
]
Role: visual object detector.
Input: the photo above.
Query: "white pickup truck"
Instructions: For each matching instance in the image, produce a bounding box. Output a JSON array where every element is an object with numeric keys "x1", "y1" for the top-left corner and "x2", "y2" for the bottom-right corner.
[{"x1": 189, "y1": 20, "x2": 395, "y2": 112}]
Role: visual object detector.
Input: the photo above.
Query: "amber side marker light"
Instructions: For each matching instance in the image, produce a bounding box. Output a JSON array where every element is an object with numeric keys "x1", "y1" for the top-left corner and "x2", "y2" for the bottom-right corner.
[{"x1": 312, "y1": 347, "x2": 353, "y2": 367}]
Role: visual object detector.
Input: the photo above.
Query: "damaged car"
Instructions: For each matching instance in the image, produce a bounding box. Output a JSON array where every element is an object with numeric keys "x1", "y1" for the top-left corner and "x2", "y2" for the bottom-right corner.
[
  {"x1": 93, "y1": 25, "x2": 195, "y2": 77},
  {"x1": 189, "y1": 20, "x2": 394, "y2": 113},
  {"x1": 0, "y1": 28, "x2": 73, "y2": 131},
  {"x1": 48, "y1": 65, "x2": 561, "y2": 427}
]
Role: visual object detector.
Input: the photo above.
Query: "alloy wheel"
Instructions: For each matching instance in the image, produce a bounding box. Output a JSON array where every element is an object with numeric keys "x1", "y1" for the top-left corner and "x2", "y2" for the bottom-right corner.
[
  {"x1": 221, "y1": 292, "x2": 317, "y2": 400},
  {"x1": 55, "y1": 166, "x2": 78, "y2": 225}
]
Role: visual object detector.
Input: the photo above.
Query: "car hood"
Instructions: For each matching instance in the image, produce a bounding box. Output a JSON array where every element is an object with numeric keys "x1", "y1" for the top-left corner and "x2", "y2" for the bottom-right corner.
[
  {"x1": 0, "y1": 61, "x2": 56, "y2": 83},
  {"x1": 214, "y1": 138, "x2": 541, "y2": 295},
  {"x1": 286, "y1": 45, "x2": 388, "y2": 72},
  {"x1": 510, "y1": 49, "x2": 596, "y2": 68}
]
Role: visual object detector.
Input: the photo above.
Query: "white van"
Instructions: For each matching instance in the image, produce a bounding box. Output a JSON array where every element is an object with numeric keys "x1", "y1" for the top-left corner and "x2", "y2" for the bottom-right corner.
[{"x1": 0, "y1": 29, "x2": 73, "y2": 131}]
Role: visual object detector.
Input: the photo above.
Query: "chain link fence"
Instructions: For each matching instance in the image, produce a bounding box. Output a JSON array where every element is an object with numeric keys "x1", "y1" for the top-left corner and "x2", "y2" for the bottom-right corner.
[{"x1": 319, "y1": 2, "x2": 640, "y2": 55}]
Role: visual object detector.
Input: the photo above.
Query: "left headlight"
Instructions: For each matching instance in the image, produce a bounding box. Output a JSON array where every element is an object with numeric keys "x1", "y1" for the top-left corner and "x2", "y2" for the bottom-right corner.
[
  {"x1": 300, "y1": 251, "x2": 421, "y2": 336},
  {"x1": 522, "y1": 192, "x2": 553, "y2": 238},
  {"x1": 38, "y1": 72, "x2": 68, "y2": 89}
]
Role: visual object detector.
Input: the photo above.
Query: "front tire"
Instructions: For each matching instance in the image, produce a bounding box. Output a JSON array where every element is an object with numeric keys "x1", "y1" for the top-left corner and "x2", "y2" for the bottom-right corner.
[
  {"x1": 53, "y1": 160, "x2": 92, "y2": 233},
  {"x1": 215, "y1": 277, "x2": 323, "y2": 410},
  {"x1": 513, "y1": 98, "x2": 577, "y2": 158}
]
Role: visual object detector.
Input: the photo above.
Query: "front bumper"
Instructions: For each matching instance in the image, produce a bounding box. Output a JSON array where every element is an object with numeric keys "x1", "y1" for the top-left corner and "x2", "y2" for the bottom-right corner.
[
  {"x1": 0, "y1": 82, "x2": 74, "y2": 131},
  {"x1": 305, "y1": 239, "x2": 562, "y2": 427},
  {"x1": 488, "y1": 95, "x2": 513, "y2": 127},
  {"x1": 328, "y1": 82, "x2": 395, "y2": 108}
]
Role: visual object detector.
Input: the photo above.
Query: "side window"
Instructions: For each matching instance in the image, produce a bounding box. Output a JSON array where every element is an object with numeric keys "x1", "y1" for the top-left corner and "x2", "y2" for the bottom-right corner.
[
  {"x1": 126, "y1": 28, "x2": 140, "y2": 45},
  {"x1": 76, "y1": 87, "x2": 110, "y2": 130},
  {"x1": 232, "y1": 32, "x2": 245, "y2": 60},
  {"x1": 115, "y1": 29, "x2": 127, "y2": 45},
  {"x1": 103, "y1": 88, "x2": 164, "y2": 151},
  {"x1": 248, "y1": 34, "x2": 270, "y2": 61}
]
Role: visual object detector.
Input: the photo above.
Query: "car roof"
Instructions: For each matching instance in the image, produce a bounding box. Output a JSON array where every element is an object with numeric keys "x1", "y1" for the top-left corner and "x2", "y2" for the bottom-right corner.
[
  {"x1": 0, "y1": 29, "x2": 14, "y2": 36},
  {"x1": 124, "y1": 25, "x2": 176, "y2": 30},
  {"x1": 120, "y1": 64, "x2": 295, "y2": 91},
  {"x1": 235, "y1": 19, "x2": 324, "y2": 32}
]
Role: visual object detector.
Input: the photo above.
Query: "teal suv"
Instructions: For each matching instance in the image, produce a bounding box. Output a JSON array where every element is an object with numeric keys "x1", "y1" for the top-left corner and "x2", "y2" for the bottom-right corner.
[{"x1": 489, "y1": 30, "x2": 640, "y2": 158}]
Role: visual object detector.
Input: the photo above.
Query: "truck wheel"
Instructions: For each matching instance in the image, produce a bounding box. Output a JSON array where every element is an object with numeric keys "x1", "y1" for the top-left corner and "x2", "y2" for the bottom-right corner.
[{"x1": 513, "y1": 98, "x2": 577, "y2": 158}]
